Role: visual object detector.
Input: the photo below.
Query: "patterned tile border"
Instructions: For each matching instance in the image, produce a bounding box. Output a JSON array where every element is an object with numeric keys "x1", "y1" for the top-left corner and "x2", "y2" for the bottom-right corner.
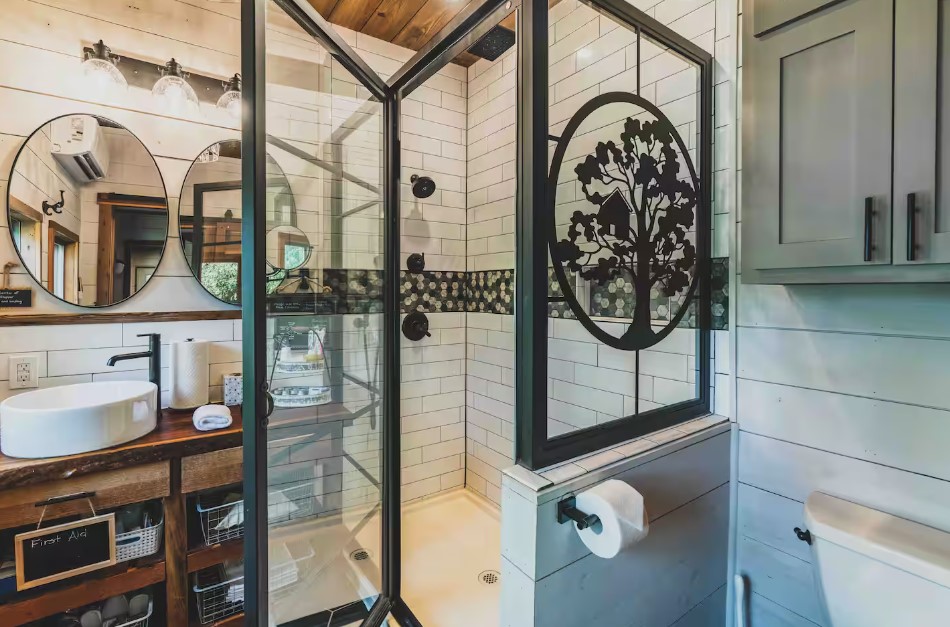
[
  {"x1": 269, "y1": 261, "x2": 729, "y2": 330},
  {"x1": 401, "y1": 271, "x2": 467, "y2": 313},
  {"x1": 466, "y1": 269, "x2": 514, "y2": 314}
]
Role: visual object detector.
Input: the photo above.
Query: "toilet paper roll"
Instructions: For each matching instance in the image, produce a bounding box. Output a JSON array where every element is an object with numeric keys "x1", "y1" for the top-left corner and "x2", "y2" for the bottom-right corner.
[
  {"x1": 169, "y1": 338, "x2": 210, "y2": 409},
  {"x1": 574, "y1": 479, "x2": 649, "y2": 559}
]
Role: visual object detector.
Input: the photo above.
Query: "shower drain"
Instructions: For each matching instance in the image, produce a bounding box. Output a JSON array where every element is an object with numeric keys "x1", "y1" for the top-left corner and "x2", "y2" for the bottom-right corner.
[
  {"x1": 477, "y1": 570, "x2": 501, "y2": 586},
  {"x1": 350, "y1": 548, "x2": 372, "y2": 562}
]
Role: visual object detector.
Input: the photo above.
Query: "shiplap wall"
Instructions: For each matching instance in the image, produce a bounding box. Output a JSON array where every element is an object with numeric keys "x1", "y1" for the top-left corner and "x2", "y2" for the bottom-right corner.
[
  {"x1": 734, "y1": 1, "x2": 950, "y2": 625},
  {"x1": 8, "y1": 122, "x2": 81, "y2": 289},
  {"x1": 0, "y1": 0, "x2": 242, "y2": 315},
  {"x1": 0, "y1": 0, "x2": 241, "y2": 404},
  {"x1": 501, "y1": 428, "x2": 731, "y2": 627}
]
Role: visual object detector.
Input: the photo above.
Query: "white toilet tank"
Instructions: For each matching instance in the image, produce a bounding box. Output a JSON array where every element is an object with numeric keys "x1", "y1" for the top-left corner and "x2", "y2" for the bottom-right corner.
[{"x1": 804, "y1": 492, "x2": 950, "y2": 627}]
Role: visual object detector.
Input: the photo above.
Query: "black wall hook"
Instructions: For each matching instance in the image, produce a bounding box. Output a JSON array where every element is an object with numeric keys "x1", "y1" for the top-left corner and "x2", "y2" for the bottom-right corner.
[{"x1": 42, "y1": 190, "x2": 65, "y2": 216}]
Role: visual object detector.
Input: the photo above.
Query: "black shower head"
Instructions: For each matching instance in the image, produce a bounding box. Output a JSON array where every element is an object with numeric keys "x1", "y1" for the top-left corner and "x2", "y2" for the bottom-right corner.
[{"x1": 410, "y1": 174, "x2": 436, "y2": 199}]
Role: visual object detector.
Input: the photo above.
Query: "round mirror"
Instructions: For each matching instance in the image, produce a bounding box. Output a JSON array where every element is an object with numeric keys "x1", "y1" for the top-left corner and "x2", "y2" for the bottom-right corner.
[
  {"x1": 266, "y1": 225, "x2": 311, "y2": 271},
  {"x1": 179, "y1": 140, "x2": 298, "y2": 304},
  {"x1": 7, "y1": 114, "x2": 169, "y2": 306}
]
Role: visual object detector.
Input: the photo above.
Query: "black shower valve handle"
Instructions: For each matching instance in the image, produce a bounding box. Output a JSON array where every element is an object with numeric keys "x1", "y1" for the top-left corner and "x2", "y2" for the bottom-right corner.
[{"x1": 402, "y1": 311, "x2": 431, "y2": 341}]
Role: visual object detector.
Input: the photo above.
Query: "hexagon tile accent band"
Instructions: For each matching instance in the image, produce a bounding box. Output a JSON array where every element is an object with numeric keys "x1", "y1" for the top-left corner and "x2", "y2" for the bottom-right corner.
[{"x1": 396, "y1": 262, "x2": 728, "y2": 331}]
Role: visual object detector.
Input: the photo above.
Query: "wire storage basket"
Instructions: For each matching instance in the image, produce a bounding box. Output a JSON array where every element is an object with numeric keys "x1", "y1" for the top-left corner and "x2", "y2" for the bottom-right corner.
[
  {"x1": 113, "y1": 601, "x2": 154, "y2": 627},
  {"x1": 193, "y1": 565, "x2": 244, "y2": 625},
  {"x1": 196, "y1": 482, "x2": 316, "y2": 547},
  {"x1": 196, "y1": 491, "x2": 245, "y2": 546},
  {"x1": 270, "y1": 543, "x2": 315, "y2": 598},
  {"x1": 116, "y1": 507, "x2": 164, "y2": 563},
  {"x1": 192, "y1": 547, "x2": 315, "y2": 624}
]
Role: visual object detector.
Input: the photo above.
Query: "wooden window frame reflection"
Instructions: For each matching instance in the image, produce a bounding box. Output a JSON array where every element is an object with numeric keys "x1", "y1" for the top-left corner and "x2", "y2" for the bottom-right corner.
[
  {"x1": 8, "y1": 197, "x2": 43, "y2": 274},
  {"x1": 96, "y1": 193, "x2": 167, "y2": 305},
  {"x1": 46, "y1": 219, "x2": 79, "y2": 301}
]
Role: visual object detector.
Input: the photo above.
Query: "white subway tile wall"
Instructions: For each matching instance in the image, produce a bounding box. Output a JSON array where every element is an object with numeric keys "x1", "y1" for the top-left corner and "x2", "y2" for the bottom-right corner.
[
  {"x1": 400, "y1": 311, "x2": 468, "y2": 501},
  {"x1": 398, "y1": 48, "x2": 468, "y2": 273},
  {"x1": 465, "y1": 312, "x2": 515, "y2": 504},
  {"x1": 0, "y1": 319, "x2": 241, "y2": 406}
]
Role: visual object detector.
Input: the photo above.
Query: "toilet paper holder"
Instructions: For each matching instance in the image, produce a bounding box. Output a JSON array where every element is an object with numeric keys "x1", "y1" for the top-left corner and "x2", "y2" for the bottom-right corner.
[{"x1": 557, "y1": 495, "x2": 601, "y2": 531}]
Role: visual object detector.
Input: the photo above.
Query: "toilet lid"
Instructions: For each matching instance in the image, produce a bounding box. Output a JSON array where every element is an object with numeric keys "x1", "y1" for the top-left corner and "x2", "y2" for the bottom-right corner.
[{"x1": 804, "y1": 492, "x2": 950, "y2": 589}]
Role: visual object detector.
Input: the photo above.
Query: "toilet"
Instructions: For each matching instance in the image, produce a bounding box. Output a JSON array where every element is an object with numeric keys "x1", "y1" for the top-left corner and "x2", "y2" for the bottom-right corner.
[{"x1": 804, "y1": 492, "x2": 950, "y2": 627}]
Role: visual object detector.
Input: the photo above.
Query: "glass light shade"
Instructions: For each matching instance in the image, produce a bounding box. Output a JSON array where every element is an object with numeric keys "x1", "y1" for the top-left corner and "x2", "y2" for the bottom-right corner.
[
  {"x1": 81, "y1": 57, "x2": 127, "y2": 98},
  {"x1": 198, "y1": 143, "x2": 220, "y2": 164},
  {"x1": 152, "y1": 74, "x2": 199, "y2": 115},
  {"x1": 216, "y1": 89, "x2": 241, "y2": 119}
]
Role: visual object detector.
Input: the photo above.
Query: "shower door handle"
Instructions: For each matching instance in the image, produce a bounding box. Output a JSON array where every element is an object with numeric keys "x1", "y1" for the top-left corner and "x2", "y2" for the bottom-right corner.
[{"x1": 261, "y1": 382, "x2": 274, "y2": 426}]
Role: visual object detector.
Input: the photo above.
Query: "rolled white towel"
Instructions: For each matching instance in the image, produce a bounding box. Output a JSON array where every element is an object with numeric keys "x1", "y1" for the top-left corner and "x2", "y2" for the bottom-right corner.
[{"x1": 194, "y1": 404, "x2": 233, "y2": 432}]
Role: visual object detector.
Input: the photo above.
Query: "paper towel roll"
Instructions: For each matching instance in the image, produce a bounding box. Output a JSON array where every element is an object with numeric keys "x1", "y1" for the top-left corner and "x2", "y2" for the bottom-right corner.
[
  {"x1": 574, "y1": 479, "x2": 649, "y2": 558},
  {"x1": 169, "y1": 338, "x2": 210, "y2": 409}
]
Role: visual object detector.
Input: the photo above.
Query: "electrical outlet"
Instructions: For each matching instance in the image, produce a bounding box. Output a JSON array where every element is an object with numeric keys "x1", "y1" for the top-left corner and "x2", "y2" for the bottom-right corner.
[{"x1": 9, "y1": 355, "x2": 38, "y2": 389}]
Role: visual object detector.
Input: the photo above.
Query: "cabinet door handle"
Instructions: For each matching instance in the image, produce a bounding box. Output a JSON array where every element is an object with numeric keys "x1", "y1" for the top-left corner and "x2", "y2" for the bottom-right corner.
[
  {"x1": 907, "y1": 192, "x2": 918, "y2": 261},
  {"x1": 864, "y1": 197, "x2": 874, "y2": 262}
]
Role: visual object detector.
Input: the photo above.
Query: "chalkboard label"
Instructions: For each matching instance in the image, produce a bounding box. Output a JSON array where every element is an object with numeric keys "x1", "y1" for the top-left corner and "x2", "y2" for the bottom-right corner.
[
  {"x1": 0, "y1": 289, "x2": 31, "y2": 308},
  {"x1": 15, "y1": 514, "x2": 116, "y2": 590}
]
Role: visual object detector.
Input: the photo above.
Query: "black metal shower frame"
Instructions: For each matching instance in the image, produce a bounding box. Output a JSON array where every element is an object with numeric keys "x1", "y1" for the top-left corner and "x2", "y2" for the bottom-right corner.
[
  {"x1": 241, "y1": 0, "x2": 516, "y2": 625},
  {"x1": 242, "y1": 0, "x2": 712, "y2": 622},
  {"x1": 516, "y1": 0, "x2": 714, "y2": 469}
]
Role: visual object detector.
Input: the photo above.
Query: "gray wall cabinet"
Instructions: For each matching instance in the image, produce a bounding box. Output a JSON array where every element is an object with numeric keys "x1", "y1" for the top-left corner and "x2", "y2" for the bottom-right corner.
[
  {"x1": 743, "y1": 0, "x2": 950, "y2": 283},
  {"x1": 894, "y1": 0, "x2": 950, "y2": 266}
]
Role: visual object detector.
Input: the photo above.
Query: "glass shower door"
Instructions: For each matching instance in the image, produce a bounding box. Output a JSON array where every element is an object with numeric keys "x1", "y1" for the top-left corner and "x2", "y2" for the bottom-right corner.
[{"x1": 243, "y1": 1, "x2": 393, "y2": 625}]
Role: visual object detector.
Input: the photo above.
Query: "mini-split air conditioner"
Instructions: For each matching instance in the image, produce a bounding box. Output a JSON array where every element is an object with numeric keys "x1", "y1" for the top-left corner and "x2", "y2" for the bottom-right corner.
[{"x1": 50, "y1": 115, "x2": 111, "y2": 183}]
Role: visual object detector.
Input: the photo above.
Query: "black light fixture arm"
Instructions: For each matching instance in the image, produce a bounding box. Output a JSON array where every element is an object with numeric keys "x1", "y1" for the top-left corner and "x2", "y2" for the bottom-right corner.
[{"x1": 224, "y1": 73, "x2": 242, "y2": 94}]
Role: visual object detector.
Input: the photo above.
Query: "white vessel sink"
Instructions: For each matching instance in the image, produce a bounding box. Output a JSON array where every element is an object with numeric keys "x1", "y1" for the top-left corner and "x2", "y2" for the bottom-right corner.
[{"x1": 0, "y1": 381, "x2": 158, "y2": 458}]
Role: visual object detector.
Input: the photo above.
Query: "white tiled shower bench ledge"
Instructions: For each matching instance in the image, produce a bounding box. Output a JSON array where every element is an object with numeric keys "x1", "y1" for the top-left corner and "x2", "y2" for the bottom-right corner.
[{"x1": 505, "y1": 414, "x2": 730, "y2": 504}]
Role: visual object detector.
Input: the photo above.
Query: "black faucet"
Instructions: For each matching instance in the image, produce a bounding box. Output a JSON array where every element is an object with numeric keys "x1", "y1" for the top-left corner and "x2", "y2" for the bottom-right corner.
[{"x1": 107, "y1": 333, "x2": 162, "y2": 394}]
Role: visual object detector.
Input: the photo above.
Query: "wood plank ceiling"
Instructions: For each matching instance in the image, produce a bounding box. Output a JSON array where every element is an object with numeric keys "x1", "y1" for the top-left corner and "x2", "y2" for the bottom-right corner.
[{"x1": 307, "y1": 0, "x2": 505, "y2": 66}]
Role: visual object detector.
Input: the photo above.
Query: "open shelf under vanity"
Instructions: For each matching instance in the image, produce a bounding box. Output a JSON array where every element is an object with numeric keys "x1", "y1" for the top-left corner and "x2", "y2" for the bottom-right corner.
[{"x1": 0, "y1": 402, "x2": 357, "y2": 626}]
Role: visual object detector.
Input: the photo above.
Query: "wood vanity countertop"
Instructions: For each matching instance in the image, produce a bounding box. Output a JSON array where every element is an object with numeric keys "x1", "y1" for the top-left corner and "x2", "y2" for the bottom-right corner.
[{"x1": 0, "y1": 406, "x2": 243, "y2": 489}]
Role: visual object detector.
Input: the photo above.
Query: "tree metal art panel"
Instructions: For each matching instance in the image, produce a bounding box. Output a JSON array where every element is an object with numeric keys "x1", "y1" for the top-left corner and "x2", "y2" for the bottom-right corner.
[{"x1": 549, "y1": 91, "x2": 701, "y2": 351}]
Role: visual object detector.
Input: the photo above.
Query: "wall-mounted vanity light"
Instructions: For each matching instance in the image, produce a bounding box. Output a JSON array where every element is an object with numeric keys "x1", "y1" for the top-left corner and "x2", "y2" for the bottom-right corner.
[
  {"x1": 79, "y1": 42, "x2": 238, "y2": 119},
  {"x1": 197, "y1": 143, "x2": 220, "y2": 164},
  {"x1": 217, "y1": 74, "x2": 242, "y2": 120},
  {"x1": 81, "y1": 40, "x2": 128, "y2": 97},
  {"x1": 152, "y1": 58, "x2": 200, "y2": 115}
]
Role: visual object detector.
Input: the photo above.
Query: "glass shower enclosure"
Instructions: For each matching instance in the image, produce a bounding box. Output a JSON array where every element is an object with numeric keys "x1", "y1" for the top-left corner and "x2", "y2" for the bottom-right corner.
[{"x1": 239, "y1": 1, "x2": 516, "y2": 625}]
